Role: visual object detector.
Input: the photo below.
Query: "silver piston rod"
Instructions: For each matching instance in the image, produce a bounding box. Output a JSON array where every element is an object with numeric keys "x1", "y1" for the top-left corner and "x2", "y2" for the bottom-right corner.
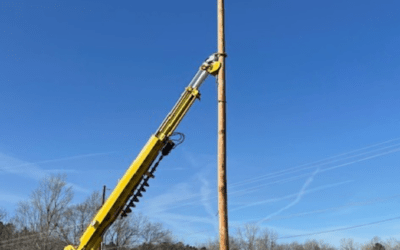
[{"x1": 156, "y1": 53, "x2": 220, "y2": 135}]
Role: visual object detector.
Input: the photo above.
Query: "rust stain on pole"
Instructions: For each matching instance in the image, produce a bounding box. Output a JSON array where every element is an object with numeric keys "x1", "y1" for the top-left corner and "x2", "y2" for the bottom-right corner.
[{"x1": 217, "y1": 0, "x2": 229, "y2": 250}]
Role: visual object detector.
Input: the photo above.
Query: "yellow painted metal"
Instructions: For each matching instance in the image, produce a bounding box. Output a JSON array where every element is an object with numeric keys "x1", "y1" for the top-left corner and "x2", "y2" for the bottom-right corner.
[
  {"x1": 74, "y1": 135, "x2": 164, "y2": 250},
  {"x1": 156, "y1": 87, "x2": 200, "y2": 138},
  {"x1": 66, "y1": 86, "x2": 204, "y2": 250},
  {"x1": 64, "y1": 245, "x2": 76, "y2": 250},
  {"x1": 65, "y1": 59, "x2": 217, "y2": 250},
  {"x1": 207, "y1": 61, "x2": 221, "y2": 75}
]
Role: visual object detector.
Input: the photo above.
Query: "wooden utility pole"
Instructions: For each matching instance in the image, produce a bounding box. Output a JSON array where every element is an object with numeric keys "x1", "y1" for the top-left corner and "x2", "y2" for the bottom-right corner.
[
  {"x1": 102, "y1": 185, "x2": 106, "y2": 205},
  {"x1": 99, "y1": 185, "x2": 107, "y2": 250},
  {"x1": 217, "y1": 0, "x2": 229, "y2": 250}
]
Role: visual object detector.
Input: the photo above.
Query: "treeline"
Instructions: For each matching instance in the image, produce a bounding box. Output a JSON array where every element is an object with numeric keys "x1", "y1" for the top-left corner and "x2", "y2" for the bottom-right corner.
[
  {"x1": 0, "y1": 174, "x2": 173, "y2": 250},
  {"x1": 0, "y1": 174, "x2": 399, "y2": 250},
  {"x1": 205, "y1": 224, "x2": 400, "y2": 250},
  {"x1": 204, "y1": 224, "x2": 399, "y2": 250}
]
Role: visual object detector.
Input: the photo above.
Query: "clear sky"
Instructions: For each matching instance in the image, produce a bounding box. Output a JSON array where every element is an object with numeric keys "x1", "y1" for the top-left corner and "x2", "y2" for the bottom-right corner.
[{"x1": 1, "y1": 0, "x2": 400, "y2": 247}]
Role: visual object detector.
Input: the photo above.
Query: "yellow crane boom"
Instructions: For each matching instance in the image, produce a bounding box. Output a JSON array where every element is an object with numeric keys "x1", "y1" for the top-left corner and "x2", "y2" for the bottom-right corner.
[{"x1": 65, "y1": 54, "x2": 221, "y2": 250}]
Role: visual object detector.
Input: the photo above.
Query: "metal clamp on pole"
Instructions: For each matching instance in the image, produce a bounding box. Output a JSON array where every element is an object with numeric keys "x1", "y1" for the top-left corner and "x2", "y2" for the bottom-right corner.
[{"x1": 189, "y1": 53, "x2": 222, "y2": 89}]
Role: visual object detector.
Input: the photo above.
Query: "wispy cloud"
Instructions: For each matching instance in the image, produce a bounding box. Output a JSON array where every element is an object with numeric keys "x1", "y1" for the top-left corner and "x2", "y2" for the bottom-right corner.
[
  {"x1": 320, "y1": 147, "x2": 400, "y2": 173},
  {"x1": 129, "y1": 139, "x2": 399, "y2": 235},
  {"x1": 166, "y1": 167, "x2": 186, "y2": 171},
  {"x1": 0, "y1": 151, "x2": 114, "y2": 172},
  {"x1": 199, "y1": 174, "x2": 218, "y2": 232},
  {"x1": 139, "y1": 179, "x2": 216, "y2": 240},
  {"x1": 0, "y1": 192, "x2": 25, "y2": 204},
  {"x1": 142, "y1": 181, "x2": 198, "y2": 215},
  {"x1": 230, "y1": 139, "x2": 400, "y2": 190},
  {"x1": 0, "y1": 152, "x2": 112, "y2": 195},
  {"x1": 43, "y1": 169, "x2": 81, "y2": 174},
  {"x1": 249, "y1": 193, "x2": 400, "y2": 223},
  {"x1": 134, "y1": 140, "x2": 394, "y2": 225},
  {"x1": 136, "y1": 153, "x2": 218, "y2": 242},
  {"x1": 231, "y1": 179, "x2": 352, "y2": 213},
  {"x1": 0, "y1": 153, "x2": 48, "y2": 180},
  {"x1": 267, "y1": 224, "x2": 370, "y2": 247},
  {"x1": 257, "y1": 167, "x2": 320, "y2": 225}
]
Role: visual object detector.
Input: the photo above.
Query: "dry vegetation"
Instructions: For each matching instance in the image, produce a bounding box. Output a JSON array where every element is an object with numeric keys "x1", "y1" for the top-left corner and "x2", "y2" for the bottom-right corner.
[{"x1": 0, "y1": 174, "x2": 399, "y2": 250}]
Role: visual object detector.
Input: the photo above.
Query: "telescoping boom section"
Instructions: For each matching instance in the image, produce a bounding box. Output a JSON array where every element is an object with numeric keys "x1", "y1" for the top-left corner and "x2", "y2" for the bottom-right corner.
[{"x1": 64, "y1": 54, "x2": 221, "y2": 250}]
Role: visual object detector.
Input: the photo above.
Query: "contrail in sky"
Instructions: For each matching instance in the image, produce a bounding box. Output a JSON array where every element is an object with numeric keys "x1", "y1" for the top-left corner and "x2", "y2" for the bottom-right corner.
[
  {"x1": 256, "y1": 167, "x2": 320, "y2": 225},
  {"x1": 320, "y1": 147, "x2": 400, "y2": 173},
  {"x1": 154, "y1": 144, "x2": 399, "y2": 214},
  {"x1": 0, "y1": 152, "x2": 114, "y2": 194},
  {"x1": 148, "y1": 142, "x2": 400, "y2": 231},
  {"x1": 231, "y1": 138, "x2": 400, "y2": 188},
  {"x1": 0, "y1": 151, "x2": 115, "y2": 172},
  {"x1": 255, "y1": 193, "x2": 400, "y2": 223}
]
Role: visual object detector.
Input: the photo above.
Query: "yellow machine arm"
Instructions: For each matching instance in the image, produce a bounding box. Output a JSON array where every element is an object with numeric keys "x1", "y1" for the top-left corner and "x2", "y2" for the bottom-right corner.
[{"x1": 64, "y1": 54, "x2": 221, "y2": 250}]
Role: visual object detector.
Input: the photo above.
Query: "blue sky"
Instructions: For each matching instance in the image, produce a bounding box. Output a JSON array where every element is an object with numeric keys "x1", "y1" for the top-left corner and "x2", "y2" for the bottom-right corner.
[{"x1": 1, "y1": 0, "x2": 400, "y2": 247}]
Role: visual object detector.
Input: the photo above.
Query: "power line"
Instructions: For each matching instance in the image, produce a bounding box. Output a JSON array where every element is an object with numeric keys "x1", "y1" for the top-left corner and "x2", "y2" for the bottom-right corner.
[
  {"x1": 278, "y1": 216, "x2": 400, "y2": 239},
  {"x1": 0, "y1": 222, "x2": 83, "y2": 248},
  {"x1": 1, "y1": 139, "x2": 400, "y2": 248},
  {"x1": 231, "y1": 142, "x2": 400, "y2": 189},
  {"x1": 3, "y1": 195, "x2": 400, "y2": 248},
  {"x1": 261, "y1": 193, "x2": 400, "y2": 223},
  {"x1": 3, "y1": 138, "x2": 398, "y2": 220},
  {"x1": 181, "y1": 215, "x2": 400, "y2": 240},
  {"x1": 230, "y1": 138, "x2": 400, "y2": 188},
  {"x1": 135, "y1": 145, "x2": 400, "y2": 216}
]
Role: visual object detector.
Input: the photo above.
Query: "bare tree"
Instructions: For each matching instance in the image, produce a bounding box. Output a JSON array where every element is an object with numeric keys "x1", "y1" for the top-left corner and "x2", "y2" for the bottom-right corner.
[
  {"x1": 382, "y1": 238, "x2": 400, "y2": 250},
  {"x1": 341, "y1": 238, "x2": 358, "y2": 250},
  {"x1": 288, "y1": 241, "x2": 306, "y2": 250},
  {"x1": 13, "y1": 174, "x2": 73, "y2": 250},
  {"x1": 203, "y1": 237, "x2": 220, "y2": 250},
  {"x1": 0, "y1": 208, "x2": 6, "y2": 222},
  {"x1": 0, "y1": 211, "x2": 15, "y2": 250},
  {"x1": 104, "y1": 212, "x2": 172, "y2": 248},
  {"x1": 229, "y1": 236, "x2": 242, "y2": 250},
  {"x1": 235, "y1": 223, "x2": 278, "y2": 250},
  {"x1": 304, "y1": 240, "x2": 321, "y2": 250},
  {"x1": 373, "y1": 243, "x2": 385, "y2": 250},
  {"x1": 318, "y1": 240, "x2": 336, "y2": 250},
  {"x1": 202, "y1": 235, "x2": 241, "y2": 250},
  {"x1": 361, "y1": 237, "x2": 383, "y2": 250},
  {"x1": 140, "y1": 219, "x2": 172, "y2": 245},
  {"x1": 236, "y1": 223, "x2": 259, "y2": 250},
  {"x1": 106, "y1": 216, "x2": 139, "y2": 248},
  {"x1": 58, "y1": 191, "x2": 102, "y2": 246},
  {"x1": 256, "y1": 228, "x2": 278, "y2": 250}
]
